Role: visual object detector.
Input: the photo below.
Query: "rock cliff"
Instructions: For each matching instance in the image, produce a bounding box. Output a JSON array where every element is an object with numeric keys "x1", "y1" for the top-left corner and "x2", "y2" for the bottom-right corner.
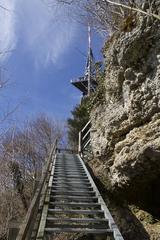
[{"x1": 90, "y1": 14, "x2": 160, "y2": 240}]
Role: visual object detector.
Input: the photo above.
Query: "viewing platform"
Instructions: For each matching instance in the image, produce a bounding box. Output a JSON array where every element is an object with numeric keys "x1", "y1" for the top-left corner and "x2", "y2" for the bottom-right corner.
[{"x1": 71, "y1": 76, "x2": 98, "y2": 96}]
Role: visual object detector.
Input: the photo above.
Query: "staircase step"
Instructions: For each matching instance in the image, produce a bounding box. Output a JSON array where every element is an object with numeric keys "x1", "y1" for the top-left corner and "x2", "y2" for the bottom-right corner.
[
  {"x1": 53, "y1": 185, "x2": 90, "y2": 188},
  {"x1": 53, "y1": 176, "x2": 88, "y2": 179},
  {"x1": 46, "y1": 224, "x2": 108, "y2": 229},
  {"x1": 54, "y1": 174, "x2": 87, "y2": 177},
  {"x1": 50, "y1": 195, "x2": 97, "y2": 199},
  {"x1": 49, "y1": 202, "x2": 101, "y2": 207},
  {"x1": 50, "y1": 195, "x2": 98, "y2": 202},
  {"x1": 46, "y1": 217, "x2": 108, "y2": 223},
  {"x1": 51, "y1": 190, "x2": 95, "y2": 195},
  {"x1": 48, "y1": 209, "x2": 104, "y2": 215},
  {"x1": 45, "y1": 227, "x2": 113, "y2": 234},
  {"x1": 51, "y1": 186, "x2": 93, "y2": 190},
  {"x1": 53, "y1": 180, "x2": 90, "y2": 183},
  {"x1": 54, "y1": 171, "x2": 85, "y2": 173}
]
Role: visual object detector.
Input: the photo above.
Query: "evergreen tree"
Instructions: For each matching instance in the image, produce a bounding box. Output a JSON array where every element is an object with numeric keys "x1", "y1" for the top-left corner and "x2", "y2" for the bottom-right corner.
[{"x1": 67, "y1": 98, "x2": 90, "y2": 149}]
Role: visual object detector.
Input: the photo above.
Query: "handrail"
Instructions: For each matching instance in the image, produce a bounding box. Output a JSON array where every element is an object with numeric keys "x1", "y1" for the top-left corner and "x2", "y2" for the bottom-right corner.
[
  {"x1": 81, "y1": 120, "x2": 91, "y2": 133},
  {"x1": 16, "y1": 140, "x2": 57, "y2": 240},
  {"x1": 78, "y1": 154, "x2": 124, "y2": 240},
  {"x1": 82, "y1": 128, "x2": 91, "y2": 141},
  {"x1": 78, "y1": 121, "x2": 91, "y2": 154}
]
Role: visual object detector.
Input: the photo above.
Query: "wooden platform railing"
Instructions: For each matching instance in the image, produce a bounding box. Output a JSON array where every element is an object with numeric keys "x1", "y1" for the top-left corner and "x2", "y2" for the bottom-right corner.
[{"x1": 16, "y1": 140, "x2": 57, "y2": 240}]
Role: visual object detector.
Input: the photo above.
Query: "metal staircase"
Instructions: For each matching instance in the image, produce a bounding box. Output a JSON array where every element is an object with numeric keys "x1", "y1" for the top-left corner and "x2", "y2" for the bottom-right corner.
[
  {"x1": 16, "y1": 143, "x2": 124, "y2": 240},
  {"x1": 36, "y1": 151, "x2": 123, "y2": 240}
]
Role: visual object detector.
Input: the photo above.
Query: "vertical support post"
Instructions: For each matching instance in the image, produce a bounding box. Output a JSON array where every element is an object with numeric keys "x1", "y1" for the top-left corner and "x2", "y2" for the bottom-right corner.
[
  {"x1": 78, "y1": 131, "x2": 82, "y2": 154},
  {"x1": 88, "y1": 25, "x2": 91, "y2": 97}
]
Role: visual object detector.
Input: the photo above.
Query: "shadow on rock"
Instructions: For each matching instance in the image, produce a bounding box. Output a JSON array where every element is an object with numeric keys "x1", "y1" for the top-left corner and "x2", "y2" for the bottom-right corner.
[{"x1": 86, "y1": 163, "x2": 150, "y2": 240}]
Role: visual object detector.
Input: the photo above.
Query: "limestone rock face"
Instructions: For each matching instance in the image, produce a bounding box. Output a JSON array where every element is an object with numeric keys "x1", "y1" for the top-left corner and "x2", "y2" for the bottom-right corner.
[
  {"x1": 111, "y1": 115, "x2": 160, "y2": 197},
  {"x1": 90, "y1": 17, "x2": 160, "y2": 211}
]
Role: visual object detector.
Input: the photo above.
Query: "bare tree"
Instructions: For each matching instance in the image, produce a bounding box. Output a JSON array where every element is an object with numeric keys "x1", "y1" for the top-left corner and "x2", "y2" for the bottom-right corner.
[
  {"x1": 0, "y1": 114, "x2": 63, "y2": 238},
  {"x1": 29, "y1": 114, "x2": 62, "y2": 158}
]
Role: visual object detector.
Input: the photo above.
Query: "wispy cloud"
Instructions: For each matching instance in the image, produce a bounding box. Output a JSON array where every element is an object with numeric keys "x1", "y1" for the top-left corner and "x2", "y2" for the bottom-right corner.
[
  {"x1": 0, "y1": 0, "x2": 16, "y2": 62},
  {"x1": 0, "y1": 0, "x2": 77, "y2": 67}
]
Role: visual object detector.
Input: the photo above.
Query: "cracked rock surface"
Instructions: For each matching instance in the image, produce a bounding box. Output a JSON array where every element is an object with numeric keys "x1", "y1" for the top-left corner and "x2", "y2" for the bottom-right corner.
[{"x1": 90, "y1": 16, "x2": 160, "y2": 240}]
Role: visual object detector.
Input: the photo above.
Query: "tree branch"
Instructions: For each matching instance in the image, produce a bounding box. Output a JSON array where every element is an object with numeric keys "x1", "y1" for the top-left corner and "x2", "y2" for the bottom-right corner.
[{"x1": 105, "y1": 0, "x2": 160, "y2": 21}]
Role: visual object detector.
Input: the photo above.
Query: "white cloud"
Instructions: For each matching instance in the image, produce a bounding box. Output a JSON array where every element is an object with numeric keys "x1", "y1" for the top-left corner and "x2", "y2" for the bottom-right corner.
[
  {"x1": 0, "y1": 0, "x2": 77, "y2": 66},
  {"x1": 0, "y1": 0, "x2": 16, "y2": 62},
  {"x1": 17, "y1": 0, "x2": 77, "y2": 67}
]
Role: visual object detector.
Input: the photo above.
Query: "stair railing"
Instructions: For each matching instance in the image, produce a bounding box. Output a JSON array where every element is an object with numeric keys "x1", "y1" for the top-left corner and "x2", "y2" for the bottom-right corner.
[
  {"x1": 78, "y1": 120, "x2": 91, "y2": 155},
  {"x1": 16, "y1": 140, "x2": 57, "y2": 240}
]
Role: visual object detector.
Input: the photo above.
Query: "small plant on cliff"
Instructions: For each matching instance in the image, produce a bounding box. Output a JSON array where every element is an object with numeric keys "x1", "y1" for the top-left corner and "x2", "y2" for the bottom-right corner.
[{"x1": 120, "y1": 14, "x2": 136, "y2": 32}]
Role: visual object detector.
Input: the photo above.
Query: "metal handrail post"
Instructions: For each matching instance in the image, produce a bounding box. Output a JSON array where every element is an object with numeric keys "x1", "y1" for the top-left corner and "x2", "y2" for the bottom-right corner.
[{"x1": 78, "y1": 131, "x2": 82, "y2": 154}]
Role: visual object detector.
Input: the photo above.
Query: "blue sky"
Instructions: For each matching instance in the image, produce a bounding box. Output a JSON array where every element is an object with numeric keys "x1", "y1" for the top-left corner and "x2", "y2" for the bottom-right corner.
[{"x1": 0, "y1": 0, "x2": 104, "y2": 128}]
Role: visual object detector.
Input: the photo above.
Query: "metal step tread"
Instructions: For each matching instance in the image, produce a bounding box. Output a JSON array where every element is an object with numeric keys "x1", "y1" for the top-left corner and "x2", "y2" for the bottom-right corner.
[
  {"x1": 45, "y1": 227, "x2": 113, "y2": 234},
  {"x1": 55, "y1": 164, "x2": 82, "y2": 166},
  {"x1": 48, "y1": 209, "x2": 104, "y2": 214},
  {"x1": 46, "y1": 217, "x2": 108, "y2": 223},
  {"x1": 49, "y1": 202, "x2": 101, "y2": 207},
  {"x1": 55, "y1": 166, "x2": 83, "y2": 167},
  {"x1": 51, "y1": 186, "x2": 92, "y2": 189},
  {"x1": 55, "y1": 164, "x2": 83, "y2": 166},
  {"x1": 52, "y1": 186, "x2": 92, "y2": 189},
  {"x1": 54, "y1": 175, "x2": 87, "y2": 177},
  {"x1": 46, "y1": 224, "x2": 109, "y2": 229},
  {"x1": 54, "y1": 175, "x2": 88, "y2": 180},
  {"x1": 54, "y1": 171, "x2": 86, "y2": 173},
  {"x1": 50, "y1": 195, "x2": 98, "y2": 199},
  {"x1": 51, "y1": 190, "x2": 95, "y2": 194},
  {"x1": 46, "y1": 224, "x2": 108, "y2": 229},
  {"x1": 52, "y1": 181, "x2": 91, "y2": 184}
]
